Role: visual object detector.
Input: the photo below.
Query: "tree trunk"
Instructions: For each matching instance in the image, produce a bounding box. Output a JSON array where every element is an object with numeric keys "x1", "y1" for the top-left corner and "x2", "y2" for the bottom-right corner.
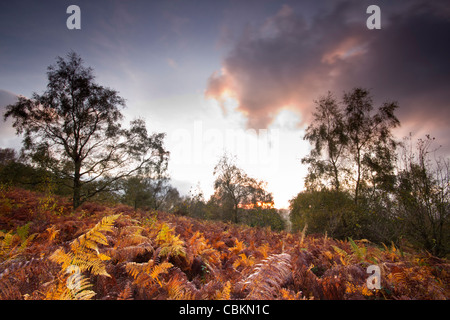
[
  {"x1": 332, "y1": 160, "x2": 340, "y2": 191},
  {"x1": 73, "y1": 160, "x2": 82, "y2": 210},
  {"x1": 233, "y1": 202, "x2": 239, "y2": 223},
  {"x1": 354, "y1": 149, "x2": 361, "y2": 205}
]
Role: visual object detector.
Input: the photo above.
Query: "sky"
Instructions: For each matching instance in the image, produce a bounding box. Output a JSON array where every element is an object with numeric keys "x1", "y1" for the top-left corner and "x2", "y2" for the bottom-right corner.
[{"x1": 1, "y1": 0, "x2": 449, "y2": 209}]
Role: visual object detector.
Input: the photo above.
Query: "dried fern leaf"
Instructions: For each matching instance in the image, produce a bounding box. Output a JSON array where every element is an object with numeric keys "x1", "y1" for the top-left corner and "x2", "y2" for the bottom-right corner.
[{"x1": 242, "y1": 253, "x2": 292, "y2": 300}]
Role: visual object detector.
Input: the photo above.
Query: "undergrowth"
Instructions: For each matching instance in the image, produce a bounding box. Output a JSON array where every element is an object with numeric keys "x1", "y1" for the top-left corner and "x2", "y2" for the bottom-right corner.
[{"x1": 0, "y1": 188, "x2": 449, "y2": 300}]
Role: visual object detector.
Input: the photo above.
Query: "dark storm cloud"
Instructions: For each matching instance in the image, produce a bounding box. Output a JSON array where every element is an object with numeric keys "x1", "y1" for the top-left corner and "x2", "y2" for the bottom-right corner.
[{"x1": 206, "y1": 0, "x2": 450, "y2": 153}]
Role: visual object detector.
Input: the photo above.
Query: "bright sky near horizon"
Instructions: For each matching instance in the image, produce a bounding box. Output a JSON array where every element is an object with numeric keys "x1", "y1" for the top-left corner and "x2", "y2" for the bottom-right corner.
[{"x1": 1, "y1": 0, "x2": 449, "y2": 208}]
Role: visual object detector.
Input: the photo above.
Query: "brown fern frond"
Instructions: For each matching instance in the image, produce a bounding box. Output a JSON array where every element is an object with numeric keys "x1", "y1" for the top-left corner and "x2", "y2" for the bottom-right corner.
[
  {"x1": 241, "y1": 253, "x2": 292, "y2": 300},
  {"x1": 105, "y1": 242, "x2": 153, "y2": 263},
  {"x1": 0, "y1": 277, "x2": 23, "y2": 300},
  {"x1": 117, "y1": 281, "x2": 134, "y2": 300},
  {"x1": 165, "y1": 272, "x2": 195, "y2": 300}
]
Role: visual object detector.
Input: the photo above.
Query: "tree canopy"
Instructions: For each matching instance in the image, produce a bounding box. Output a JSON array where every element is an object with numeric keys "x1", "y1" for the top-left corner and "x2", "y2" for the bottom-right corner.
[{"x1": 4, "y1": 52, "x2": 169, "y2": 209}]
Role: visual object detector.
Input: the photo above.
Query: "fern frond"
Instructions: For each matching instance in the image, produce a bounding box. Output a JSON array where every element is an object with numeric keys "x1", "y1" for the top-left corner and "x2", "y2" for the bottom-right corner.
[
  {"x1": 159, "y1": 234, "x2": 186, "y2": 259},
  {"x1": 257, "y1": 243, "x2": 270, "y2": 259},
  {"x1": 45, "y1": 273, "x2": 96, "y2": 300},
  {"x1": 165, "y1": 273, "x2": 195, "y2": 300},
  {"x1": 348, "y1": 237, "x2": 367, "y2": 261},
  {"x1": 232, "y1": 253, "x2": 255, "y2": 269},
  {"x1": 0, "y1": 230, "x2": 17, "y2": 261},
  {"x1": 106, "y1": 243, "x2": 153, "y2": 263},
  {"x1": 49, "y1": 248, "x2": 74, "y2": 270},
  {"x1": 216, "y1": 281, "x2": 231, "y2": 300},
  {"x1": 117, "y1": 282, "x2": 134, "y2": 300},
  {"x1": 50, "y1": 214, "x2": 121, "y2": 278},
  {"x1": 45, "y1": 226, "x2": 60, "y2": 242},
  {"x1": 241, "y1": 253, "x2": 292, "y2": 300},
  {"x1": 150, "y1": 261, "x2": 173, "y2": 286},
  {"x1": 331, "y1": 245, "x2": 352, "y2": 265},
  {"x1": 228, "y1": 239, "x2": 245, "y2": 255},
  {"x1": 126, "y1": 260, "x2": 172, "y2": 288},
  {"x1": 73, "y1": 213, "x2": 121, "y2": 251}
]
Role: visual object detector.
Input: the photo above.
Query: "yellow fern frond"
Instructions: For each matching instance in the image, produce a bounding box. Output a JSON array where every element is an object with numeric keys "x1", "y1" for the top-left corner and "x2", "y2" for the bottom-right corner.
[
  {"x1": 73, "y1": 213, "x2": 121, "y2": 251},
  {"x1": 332, "y1": 245, "x2": 352, "y2": 265},
  {"x1": 216, "y1": 281, "x2": 231, "y2": 300},
  {"x1": 159, "y1": 234, "x2": 186, "y2": 259},
  {"x1": 46, "y1": 226, "x2": 60, "y2": 242},
  {"x1": 257, "y1": 243, "x2": 270, "y2": 259},
  {"x1": 49, "y1": 248, "x2": 75, "y2": 271},
  {"x1": 229, "y1": 239, "x2": 245, "y2": 255},
  {"x1": 232, "y1": 253, "x2": 255, "y2": 269},
  {"x1": 50, "y1": 213, "x2": 121, "y2": 278},
  {"x1": 126, "y1": 260, "x2": 172, "y2": 288},
  {"x1": 150, "y1": 261, "x2": 173, "y2": 286},
  {"x1": 45, "y1": 273, "x2": 96, "y2": 300}
]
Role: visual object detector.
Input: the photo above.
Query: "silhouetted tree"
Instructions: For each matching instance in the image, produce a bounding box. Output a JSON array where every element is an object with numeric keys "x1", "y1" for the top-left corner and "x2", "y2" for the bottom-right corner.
[
  {"x1": 343, "y1": 88, "x2": 399, "y2": 204},
  {"x1": 302, "y1": 88, "x2": 400, "y2": 204},
  {"x1": 4, "y1": 52, "x2": 169, "y2": 209},
  {"x1": 302, "y1": 92, "x2": 348, "y2": 191},
  {"x1": 213, "y1": 154, "x2": 273, "y2": 223}
]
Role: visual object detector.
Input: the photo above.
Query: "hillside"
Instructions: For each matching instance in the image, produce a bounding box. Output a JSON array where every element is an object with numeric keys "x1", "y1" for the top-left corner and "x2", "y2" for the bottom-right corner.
[{"x1": 0, "y1": 187, "x2": 449, "y2": 300}]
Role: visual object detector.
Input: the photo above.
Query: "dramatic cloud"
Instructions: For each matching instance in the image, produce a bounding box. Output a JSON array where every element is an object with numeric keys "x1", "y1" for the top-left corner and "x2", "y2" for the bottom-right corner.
[{"x1": 205, "y1": 1, "x2": 450, "y2": 154}]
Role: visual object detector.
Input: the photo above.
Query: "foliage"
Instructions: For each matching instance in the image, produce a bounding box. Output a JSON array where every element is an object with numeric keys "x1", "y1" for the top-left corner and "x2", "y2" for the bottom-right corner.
[
  {"x1": 212, "y1": 153, "x2": 274, "y2": 223},
  {"x1": 4, "y1": 52, "x2": 169, "y2": 209},
  {"x1": 395, "y1": 134, "x2": 450, "y2": 256},
  {"x1": 290, "y1": 189, "x2": 361, "y2": 238},
  {"x1": 302, "y1": 87, "x2": 399, "y2": 203},
  {"x1": 0, "y1": 188, "x2": 448, "y2": 300}
]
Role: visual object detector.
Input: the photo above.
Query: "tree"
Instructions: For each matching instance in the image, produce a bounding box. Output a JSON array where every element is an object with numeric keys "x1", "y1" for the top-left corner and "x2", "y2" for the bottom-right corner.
[
  {"x1": 4, "y1": 52, "x2": 169, "y2": 209},
  {"x1": 396, "y1": 135, "x2": 450, "y2": 256},
  {"x1": 0, "y1": 148, "x2": 17, "y2": 165},
  {"x1": 212, "y1": 154, "x2": 273, "y2": 223},
  {"x1": 120, "y1": 175, "x2": 179, "y2": 211},
  {"x1": 343, "y1": 88, "x2": 399, "y2": 204},
  {"x1": 302, "y1": 88, "x2": 400, "y2": 204},
  {"x1": 289, "y1": 189, "x2": 357, "y2": 238},
  {"x1": 302, "y1": 92, "x2": 348, "y2": 191}
]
